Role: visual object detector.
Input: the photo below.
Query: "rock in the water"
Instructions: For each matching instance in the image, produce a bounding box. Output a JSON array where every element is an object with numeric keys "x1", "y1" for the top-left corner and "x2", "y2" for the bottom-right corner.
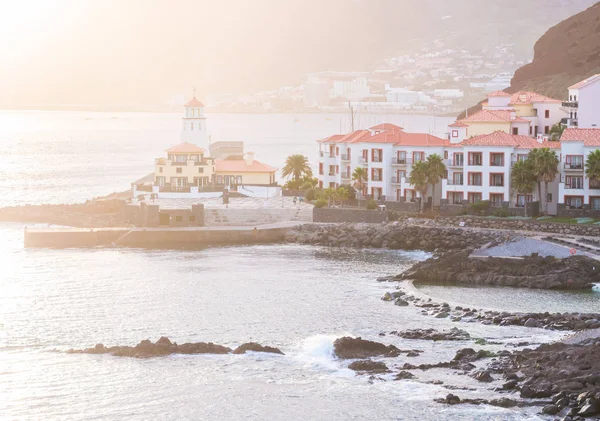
[
  {"x1": 524, "y1": 318, "x2": 539, "y2": 328},
  {"x1": 394, "y1": 371, "x2": 415, "y2": 380},
  {"x1": 232, "y1": 342, "x2": 284, "y2": 355},
  {"x1": 394, "y1": 298, "x2": 409, "y2": 306},
  {"x1": 542, "y1": 404, "x2": 560, "y2": 415},
  {"x1": 348, "y1": 359, "x2": 389, "y2": 373},
  {"x1": 333, "y1": 337, "x2": 401, "y2": 359},
  {"x1": 471, "y1": 370, "x2": 493, "y2": 383}
]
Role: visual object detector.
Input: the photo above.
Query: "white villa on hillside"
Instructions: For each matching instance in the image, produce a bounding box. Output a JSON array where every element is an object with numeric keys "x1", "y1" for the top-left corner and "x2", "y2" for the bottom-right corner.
[{"x1": 563, "y1": 74, "x2": 600, "y2": 129}]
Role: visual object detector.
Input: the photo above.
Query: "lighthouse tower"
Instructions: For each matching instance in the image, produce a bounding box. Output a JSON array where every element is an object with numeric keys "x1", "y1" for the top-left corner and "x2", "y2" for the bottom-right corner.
[{"x1": 181, "y1": 95, "x2": 208, "y2": 149}]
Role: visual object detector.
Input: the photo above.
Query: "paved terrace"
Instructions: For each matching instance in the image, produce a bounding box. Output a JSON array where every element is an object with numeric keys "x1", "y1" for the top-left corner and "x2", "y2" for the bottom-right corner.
[{"x1": 131, "y1": 196, "x2": 313, "y2": 210}]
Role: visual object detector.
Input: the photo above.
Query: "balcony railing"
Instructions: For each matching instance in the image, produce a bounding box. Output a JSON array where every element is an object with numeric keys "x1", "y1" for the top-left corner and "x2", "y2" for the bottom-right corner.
[
  {"x1": 391, "y1": 177, "x2": 401, "y2": 184},
  {"x1": 372, "y1": 175, "x2": 382, "y2": 182},
  {"x1": 446, "y1": 159, "x2": 464, "y2": 167},
  {"x1": 564, "y1": 162, "x2": 584, "y2": 170},
  {"x1": 490, "y1": 161, "x2": 504, "y2": 167},
  {"x1": 562, "y1": 101, "x2": 578, "y2": 108},
  {"x1": 328, "y1": 172, "x2": 336, "y2": 176},
  {"x1": 155, "y1": 158, "x2": 211, "y2": 166},
  {"x1": 565, "y1": 184, "x2": 584, "y2": 190},
  {"x1": 359, "y1": 157, "x2": 368, "y2": 165},
  {"x1": 341, "y1": 154, "x2": 350, "y2": 161},
  {"x1": 158, "y1": 186, "x2": 191, "y2": 193},
  {"x1": 341, "y1": 172, "x2": 351, "y2": 179},
  {"x1": 319, "y1": 151, "x2": 335, "y2": 158},
  {"x1": 446, "y1": 179, "x2": 464, "y2": 186},
  {"x1": 392, "y1": 157, "x2": 412, "y2": 165}
]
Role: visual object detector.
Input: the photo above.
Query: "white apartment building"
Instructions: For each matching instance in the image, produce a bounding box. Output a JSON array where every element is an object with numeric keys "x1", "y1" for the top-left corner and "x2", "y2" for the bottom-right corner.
[
  {"x1": 442, "y1": 131, "x2": 561, "y2": 212},
  {"x1": 563, "y1": 74, "x2": 600, "y2": 129},
  {"x1": 557, "y1": 128, "x2": 600, "y2": 211},
  {"x1": 317, "y1": 124, "x2": 448, "y2": 203}
]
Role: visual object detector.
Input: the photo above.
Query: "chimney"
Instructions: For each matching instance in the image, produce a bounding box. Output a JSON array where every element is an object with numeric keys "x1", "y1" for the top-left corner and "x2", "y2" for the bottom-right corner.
[{"x1": 245, "y1": 152, "x2": 255, "y2": 166}]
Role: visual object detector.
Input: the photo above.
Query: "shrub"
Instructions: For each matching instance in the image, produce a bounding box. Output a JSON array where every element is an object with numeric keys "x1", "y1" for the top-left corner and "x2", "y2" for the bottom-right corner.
[
  {"x1": 304, "y1": 188, "x2": 317, "y2": 201},
  {"x1": 493, "y1": 208, "x2": 509, "y2": 217},
  {"x1": 365, "y1": 199, "x2": 378, "y2": 210},
  {"x1": 469, "y1": 200, "x2": 490, "y2": 215},
  {"x1": 299, "y1": 181, "x2": 313, "y2": 191},
  {"x1": 314, "y1": 199, "x2": 327, "y2": 208}
]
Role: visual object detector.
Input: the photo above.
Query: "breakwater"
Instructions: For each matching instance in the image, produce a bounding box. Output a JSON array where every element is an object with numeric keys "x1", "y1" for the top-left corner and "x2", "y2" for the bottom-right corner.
[{"x1": 24, "y1": 223, "x2": 300, "y2": 248}]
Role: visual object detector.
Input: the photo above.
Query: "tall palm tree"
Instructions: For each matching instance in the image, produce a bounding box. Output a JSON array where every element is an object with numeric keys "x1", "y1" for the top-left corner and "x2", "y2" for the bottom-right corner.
[
  {"x1": 425, "y1": 154, "x2": 446, "y2": 208},
  {"x1": 527, "y1": 149, "x2": 543, "y2": 210},
  {"x1": 352, "y1": 167, "x2": 368, "y2": 197},
  {"x1": 511, "y1": 160, "x2": 536, "y2": 216},
  {"x1": 531, "y1": 148, "x2": 559, "y2": 214},
  {"x1": 585, "y1": 150, "x2": 600, "y2": 189},
  {"x1": 408, "y1": 161, "x2": 429, "y2": 213},
  {"x1": 282, "y1": 155, "x2": 312, "y2": 184}
]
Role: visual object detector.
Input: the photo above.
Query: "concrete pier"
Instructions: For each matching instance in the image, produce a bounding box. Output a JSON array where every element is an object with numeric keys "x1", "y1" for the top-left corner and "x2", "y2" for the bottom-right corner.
[{"x1": 24, "y1": 222, "x2": 305, "y2": 249}]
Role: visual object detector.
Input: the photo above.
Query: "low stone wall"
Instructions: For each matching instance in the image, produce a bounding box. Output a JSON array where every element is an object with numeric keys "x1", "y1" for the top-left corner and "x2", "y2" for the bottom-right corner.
[
  {"x1": 439, "y1": 201, "x2": 538, "y2": 218},
  {"x1": 436, "y1": 216, "x2": 600, "y2": 236},
  {"x1": 313, "y1": 208, "x2": 387, "y2": 224},
  {"x1": 557, "y1": 204, "x2": 600, "y2": 218},
  {"x1": 384, "y1": 201, "x2": 419, "y2": 213}
]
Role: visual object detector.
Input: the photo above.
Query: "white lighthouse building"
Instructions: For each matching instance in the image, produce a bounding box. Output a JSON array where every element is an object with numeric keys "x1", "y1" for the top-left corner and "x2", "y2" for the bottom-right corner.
[{"x1": 180, "y1": 96, "x2": 208, "y2": 149}]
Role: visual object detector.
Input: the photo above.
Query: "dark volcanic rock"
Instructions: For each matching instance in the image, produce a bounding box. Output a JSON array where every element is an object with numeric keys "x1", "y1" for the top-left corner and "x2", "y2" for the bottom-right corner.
[
  {"x1": 333, "y1": 337, "x2": 401, "y2": 359},
  {"x1": 232, "y1": 342, "x2": 284, "y2": 355},
  {"x1": 394, "y1": 371, "x2": 416, "y2": 380},
  {"x1": 68, "y1": 338, "x2": 232, "y2": 358},
  {"x1": 394, "y1": 328, "x2": 471, "y2": 341},
  {"x1": 399, "y1": 250, "x2": 598, "y2": 290},
  {"x1": 348, "y1": 360, "x2": 389, "y2": 373}
]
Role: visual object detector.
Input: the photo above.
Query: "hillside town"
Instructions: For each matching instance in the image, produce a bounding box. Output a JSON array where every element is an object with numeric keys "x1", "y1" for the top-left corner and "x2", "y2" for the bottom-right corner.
[{"x1": 205, "y1": 43, "x2": 525, "y2": 115}]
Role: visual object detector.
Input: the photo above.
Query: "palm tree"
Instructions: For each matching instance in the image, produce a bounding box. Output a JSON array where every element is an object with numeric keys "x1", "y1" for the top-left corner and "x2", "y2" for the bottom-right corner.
[
  {"x1": 531, "y1": 148, "x2": 559, "y2": 214},
  {"x1": 425, "y1": 154, "x2": 446, "y2": 209},
  {"x1": 585, "y1": 150, "x2": 600, "y2": 189},
  {"x1": 549, "y1": 123, "x2": 565, "y2": 141},
  {"x1": 336, "y1": 186, "x2": 350, "y2": 205},
  {"x1": 408, "y1": 161, "x2": 429, "y2": 213},
  {"x1": 282, "y1": 155, "x2": 312, "y2": 185},
  {"x1": 511, "y1": 160, "x2": 536, "y2": 216},
  {"x1": 527, "y1": 149, "x2": 543, "y2": 210},
  {"x1": 323, "y1": 187, "x2": 338, "y2": 207},
  {"x1": 352, "y1": 167, "x2": 368, "y2": 198}
]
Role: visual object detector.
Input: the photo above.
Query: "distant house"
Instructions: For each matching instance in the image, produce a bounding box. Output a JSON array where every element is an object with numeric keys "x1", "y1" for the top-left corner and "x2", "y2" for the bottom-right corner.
[{"x1": 564, "y1": 74, "x2": 600, "y2": 129}]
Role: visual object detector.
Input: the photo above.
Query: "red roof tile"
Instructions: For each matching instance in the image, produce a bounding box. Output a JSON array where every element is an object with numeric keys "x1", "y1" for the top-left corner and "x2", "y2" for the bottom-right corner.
[
  {"x1": 338, "y1": 130, "x2": 372, "y2": 143},
  {"x1": 568, "y1": 74, "x2": 600, "y2": 90},
  {"x1": 216, "y1": 159, "x2": 276, "y2": 173},
  {"x1": 488, "y1": 90, "x2": 511, "y2": 97},
  {"x1": 370, "y1": 123, "x2": 404, "y2": 131},
  {"x1": 449, "y1": 122, "x2": 469, "y2": 127},
  {"x1": 317, "y1": 134, "x2": 345, "y2": 143},
  {"x1": 165, "y1": 142, "x2": 205, "y2": 153},
  {"x1": 184, "y1": 97, "x2": 204, "y2": 107},
  {"x1": 360, "y1": 130, "x2": 447, "y2": 147},
  {"x1": 560, "y1": 128, "x2": 600, "y2": 146},
  {"x1": 508, "y1": 91, "x2": 561, "y2": 105},
  {"x1": 459, "y1": 109, "x2": 530, "y2": 123},
  {"x1": 460, "y1": 131, "x2": 560, "y2": 149}
]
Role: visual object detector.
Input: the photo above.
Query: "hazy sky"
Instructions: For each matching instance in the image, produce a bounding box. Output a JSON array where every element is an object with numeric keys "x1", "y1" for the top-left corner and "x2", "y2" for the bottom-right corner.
[{"x1": 0, "y1": 0, "x2": 596, "y2": 108}]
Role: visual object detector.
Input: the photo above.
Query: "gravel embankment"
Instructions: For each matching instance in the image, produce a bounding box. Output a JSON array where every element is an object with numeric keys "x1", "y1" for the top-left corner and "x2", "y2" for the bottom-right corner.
[{"x1": 470, "y1": 237, "x2": 572, "y2": 258}]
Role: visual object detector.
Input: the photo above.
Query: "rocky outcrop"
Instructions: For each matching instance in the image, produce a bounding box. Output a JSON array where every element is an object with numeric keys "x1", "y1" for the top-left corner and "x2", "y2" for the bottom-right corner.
[
  {"x1": 489, "y1": 343, "x2": 600, "y2": 418},
  {"x1": 67, "y1": 337, "x2": 283, "y2": 358},
  {"x1": 397, "y1": 250, "x2": 599, "y2": 290},
  {"x1": 390, "y1": 327, "x2": 471, "y2": 341},
  {"x1": 333, "y1": 337, "x2": 401, "y2": 359},
  {"x1": 232, "y1": 342, "x2": 284, "y2": 355},
  {"x1": 508, "y1": 2, "x2": 600, "y2": 100},
  {"x1": 347, "y1": 360, "x2": 389, "y2": 373},
  {"x1": 286, "y1": 222, "x2": 508, "y2": 252}
]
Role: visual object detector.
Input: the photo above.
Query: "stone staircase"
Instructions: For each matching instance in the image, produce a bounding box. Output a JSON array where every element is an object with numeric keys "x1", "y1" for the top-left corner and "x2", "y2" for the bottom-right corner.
[{"x1": 204, "y1": 207, "x2": 313, "y2": 226}]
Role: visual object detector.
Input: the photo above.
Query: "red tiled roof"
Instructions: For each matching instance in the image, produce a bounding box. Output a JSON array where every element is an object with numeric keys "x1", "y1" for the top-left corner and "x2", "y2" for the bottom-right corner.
[
  {"x1": 184, "y1": 97, "x2": 204, "y2": 107},
  {"x1": 560, "y1": 128, "x2": 600, "y2": 146},
  {"x1": 317, "y1": 134, "x2": 345, "y2": 143},
  {"x1": 459, "y1": 109, "x2": 530, "y2": 123},
  {"x1": 488, "y1": 90, "x2": 511, "y2": 97},
  {"x1": 359, "y1": 130, "x2": 447, "y2": 147},
  {"x1": 449, "y1": 122, "x2": 469, "y2": 127},
  {"x1": 508, "y1": 91, "x2": 561, "y2": 105},
  {"x1": 216, "y1": 159, "x2": 276, "y2": 173},
  {"x1": 568, "y1": 74, "x2": 600, "y2": 90},
  {"x1": 460, "y1": 131, "x2": 560, "y2": 149},
  {"x1": 165, "y1": 142, "x2": 205, "y2": 153},
  {"x1": 338, "y1": 130, "x2": 372, "y2": 143},
  {"x1": 370, "y1": 123, "x2": 404, "y2": 131}
]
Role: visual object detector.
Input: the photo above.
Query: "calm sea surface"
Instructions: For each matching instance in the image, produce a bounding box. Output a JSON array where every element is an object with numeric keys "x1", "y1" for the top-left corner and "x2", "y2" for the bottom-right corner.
[{"x1": 0, "y1": 111, "x2": 597, "y2": 420}]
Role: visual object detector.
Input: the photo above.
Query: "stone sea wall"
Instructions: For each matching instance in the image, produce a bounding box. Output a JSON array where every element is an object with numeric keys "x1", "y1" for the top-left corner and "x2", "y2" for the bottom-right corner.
[
  {"x1": 285, "y1": 221, "x2": 510, "y2": 252},
  {"x1": 436, "y1": 216, "x2": 600, "y2": 237}
]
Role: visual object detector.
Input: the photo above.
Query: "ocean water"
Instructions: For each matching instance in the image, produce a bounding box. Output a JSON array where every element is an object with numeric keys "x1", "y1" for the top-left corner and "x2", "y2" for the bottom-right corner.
[
  {"x1": 0, "y1": 110, "x2": 455, "y2": 207},
  {"x1": 0, "y1": 224, "x2": 560, "y2": 420},
  {"x1": 0, "y1": 111, "x2": 593, "y2": 420}
]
